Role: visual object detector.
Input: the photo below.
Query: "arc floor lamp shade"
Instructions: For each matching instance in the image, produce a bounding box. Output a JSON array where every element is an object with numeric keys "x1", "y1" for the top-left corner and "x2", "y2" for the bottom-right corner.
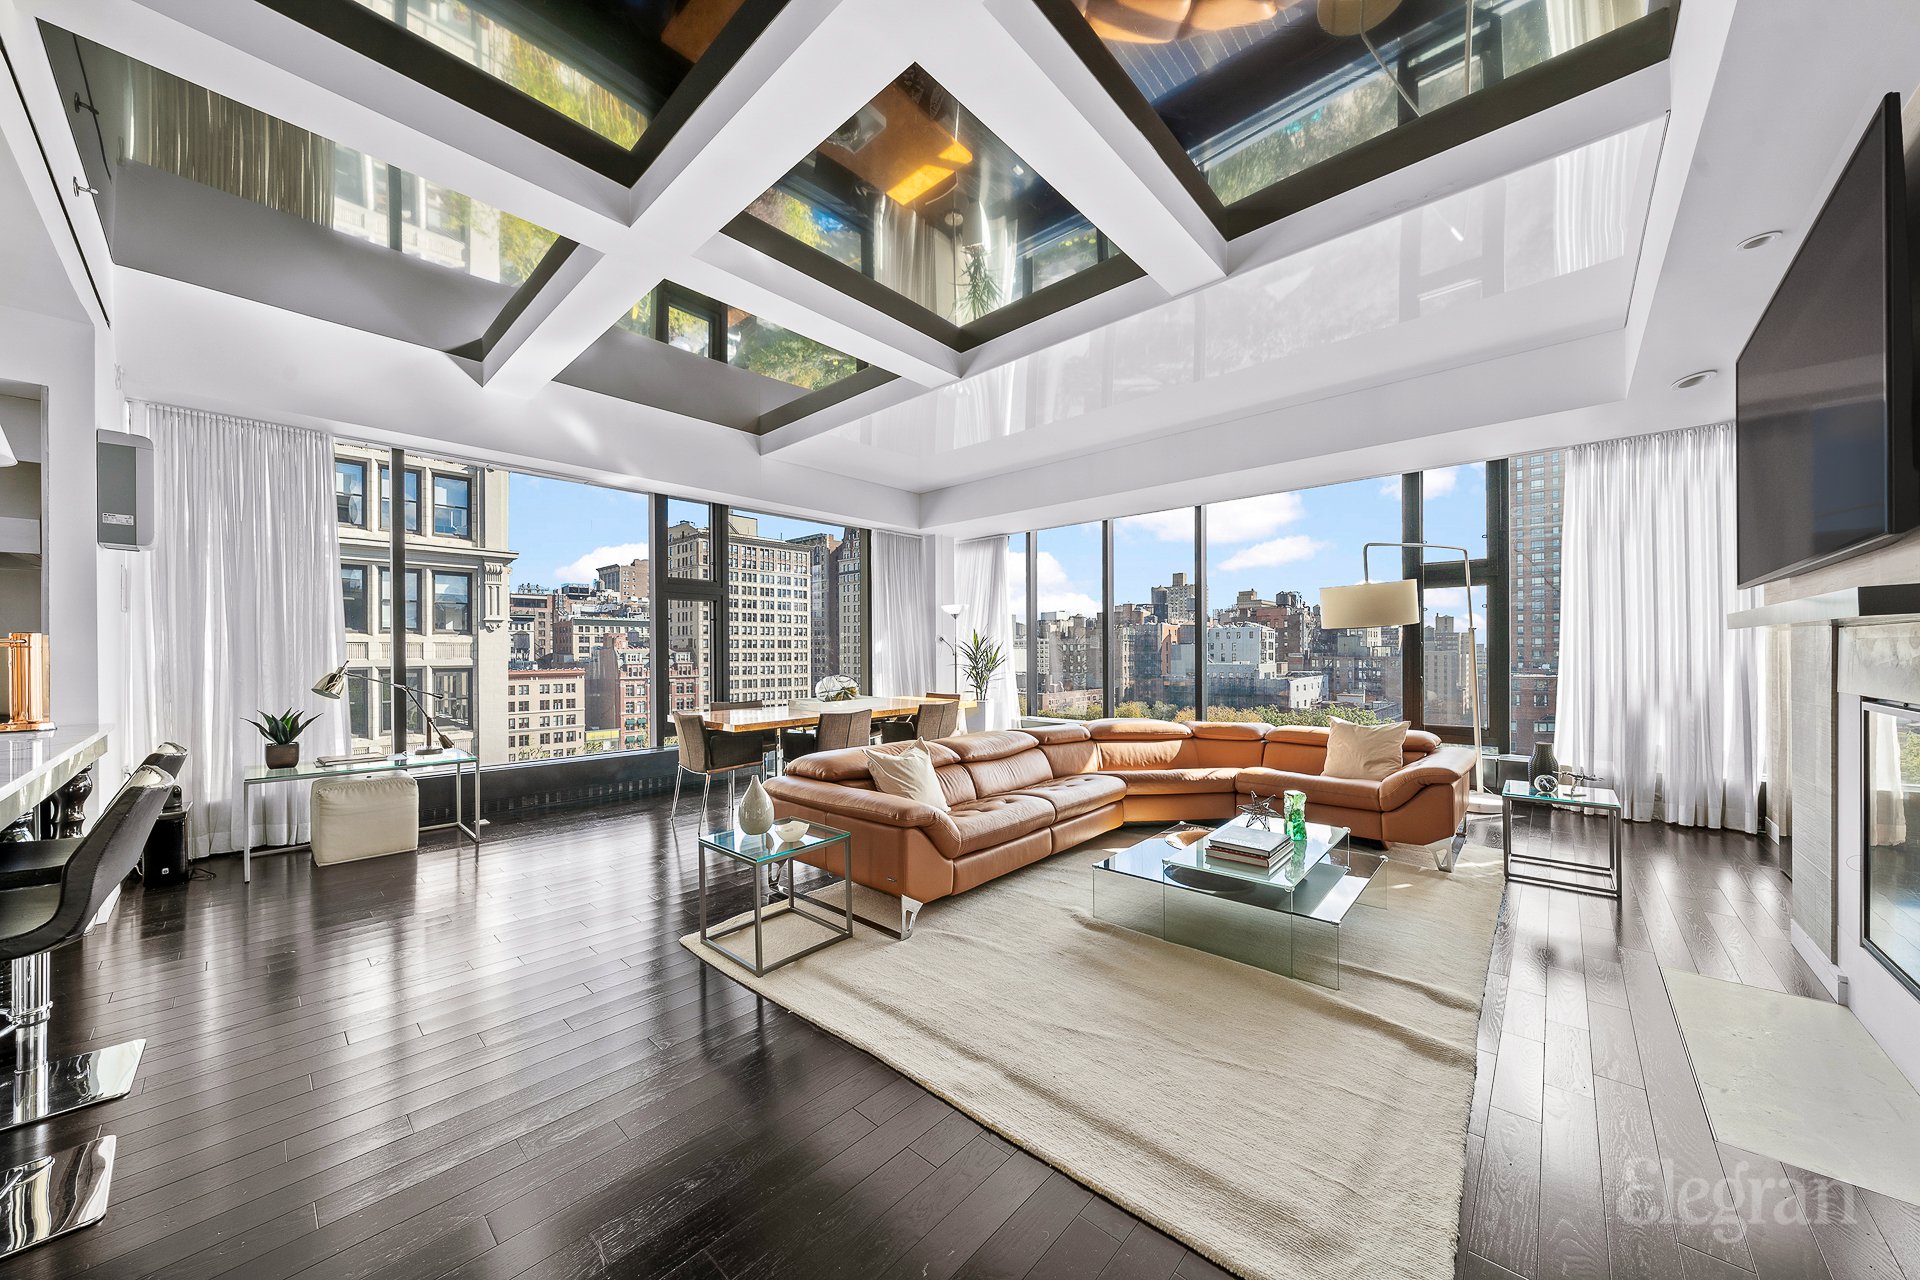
[{"x1": 1318, "y1": 579, "x2": 1420, "y2": 629}]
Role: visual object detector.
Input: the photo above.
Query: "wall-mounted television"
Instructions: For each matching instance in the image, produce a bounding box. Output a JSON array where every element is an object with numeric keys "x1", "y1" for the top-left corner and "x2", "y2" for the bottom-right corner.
[{"x1": 1735, "y1": 93, "x2": 1920, "y2": 588}]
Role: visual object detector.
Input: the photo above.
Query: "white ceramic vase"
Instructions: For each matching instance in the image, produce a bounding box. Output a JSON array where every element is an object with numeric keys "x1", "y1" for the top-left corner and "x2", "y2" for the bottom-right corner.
[{"x1": 738, "y1": 775, "x2": 775, "y2": 836}]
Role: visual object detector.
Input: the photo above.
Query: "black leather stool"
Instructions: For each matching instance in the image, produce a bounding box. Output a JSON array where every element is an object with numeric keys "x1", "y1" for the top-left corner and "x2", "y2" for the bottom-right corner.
[{"x1": 0, "y1": 759, "x2": 177, "y2": 1259}]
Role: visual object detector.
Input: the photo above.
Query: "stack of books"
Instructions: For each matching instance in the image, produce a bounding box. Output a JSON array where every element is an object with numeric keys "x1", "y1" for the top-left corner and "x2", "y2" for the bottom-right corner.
[{"x1": 1204, "y1": 824, "x2": 1294, "y2": 869}]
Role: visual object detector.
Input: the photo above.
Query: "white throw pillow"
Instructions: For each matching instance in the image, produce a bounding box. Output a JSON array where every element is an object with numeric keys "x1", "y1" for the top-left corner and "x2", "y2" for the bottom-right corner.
[
  {"x1": 865, "y1": 742, "x2": 949, "y2": 810},
  {"x1": 1322, "y1": 717, "x2": 1409, "y2": 782}
]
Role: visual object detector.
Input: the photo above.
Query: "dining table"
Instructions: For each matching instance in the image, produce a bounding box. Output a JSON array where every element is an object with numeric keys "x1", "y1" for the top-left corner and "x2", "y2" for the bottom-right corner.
[{"x1": 701, "y1": 695, "x2": 975, "y2": 734}]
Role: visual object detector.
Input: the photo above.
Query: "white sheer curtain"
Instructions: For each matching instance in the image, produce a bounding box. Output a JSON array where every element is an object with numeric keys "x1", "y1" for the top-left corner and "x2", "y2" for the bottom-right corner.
[
  {"x1": 1557, "y1": 423, "x2": 1763, "y2": 831},
  {"x1": 956, "y1": 536, "x2": 1015, "y2": 729},
  {"x1": 872, "y1": 531, "x2": 935, "y2": 696},
  {"x1": 144, "y1": 403, "x2": 348, "y2": 856}
]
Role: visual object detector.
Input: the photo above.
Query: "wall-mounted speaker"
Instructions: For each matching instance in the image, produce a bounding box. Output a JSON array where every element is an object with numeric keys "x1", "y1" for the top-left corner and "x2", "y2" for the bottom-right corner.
[{"x1": 97, "y1": 429, "x2": 153, "y2": 549}]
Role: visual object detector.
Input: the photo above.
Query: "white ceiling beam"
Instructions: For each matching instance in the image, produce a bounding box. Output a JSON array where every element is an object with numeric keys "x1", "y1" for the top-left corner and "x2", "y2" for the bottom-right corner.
[
  {"x1": 682, "y1": 236, "x2": 961, "y2": 386},
  {"x1": 22, "y1": 0, "x2": 631, "y2": 247},
  {"x1": 482, "y1": 0, "x2": 924, "y2": 397},
  {"x1": 919, "y1": 0, "x2": 1226, "y2": 295}
]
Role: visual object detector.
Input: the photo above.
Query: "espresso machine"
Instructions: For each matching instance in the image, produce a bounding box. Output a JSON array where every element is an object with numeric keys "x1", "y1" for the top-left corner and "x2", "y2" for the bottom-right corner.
[{"x1": 0, "y1": 633, "x2": 52, "y2": 731}]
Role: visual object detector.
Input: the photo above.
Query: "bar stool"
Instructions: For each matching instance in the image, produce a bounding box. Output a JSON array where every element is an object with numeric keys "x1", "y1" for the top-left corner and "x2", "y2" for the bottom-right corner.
[{"x1": 0, "y1": 760, "x2": 178, "y2": 1259}]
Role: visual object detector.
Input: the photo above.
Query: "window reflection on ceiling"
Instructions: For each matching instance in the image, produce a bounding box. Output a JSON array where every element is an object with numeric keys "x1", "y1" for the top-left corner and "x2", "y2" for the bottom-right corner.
[
  {"x1": 743, "y1": 65, "x2": 1115, "y2": 328},
  {"x1": 612, "y1": 286, "x2": 865, "y2": 391},
  {"x1": 1072, "y1": 0, "x2": 1659, "y2": 208},
  {"x1": 345, "y1": 0, "x2": 753, "y2": 150},
  {"x1": 51, "y1": 32, "x2": 559, "y2": 287},
  {"x1": 810, "y1": 117, "x2": 1658, "y2": 460}
]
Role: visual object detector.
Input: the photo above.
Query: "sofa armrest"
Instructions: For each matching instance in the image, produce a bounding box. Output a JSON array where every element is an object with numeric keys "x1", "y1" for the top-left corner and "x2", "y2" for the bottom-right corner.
[
  {"x1": 766, "y1": 777, "x2": 943, "y2": 829},
  {"x1": 1378, "y1": 745, "x2": 1476, "y2": 811}
]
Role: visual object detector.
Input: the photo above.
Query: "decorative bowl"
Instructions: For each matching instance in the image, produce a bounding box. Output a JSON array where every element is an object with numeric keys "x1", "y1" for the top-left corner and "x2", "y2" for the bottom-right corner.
[{"x1": 773, "y1": 819, "x2": 810, "y2": 843}]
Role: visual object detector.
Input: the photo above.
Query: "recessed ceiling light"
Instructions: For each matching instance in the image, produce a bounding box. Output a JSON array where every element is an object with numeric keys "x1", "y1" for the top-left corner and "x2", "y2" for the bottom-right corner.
[
  {"x1": 1737, "y1": 230, "x2": 1784, "y2": 250},
  {"x1": 1672, "y1": 370, "x2": 1718, "y2": 390}
]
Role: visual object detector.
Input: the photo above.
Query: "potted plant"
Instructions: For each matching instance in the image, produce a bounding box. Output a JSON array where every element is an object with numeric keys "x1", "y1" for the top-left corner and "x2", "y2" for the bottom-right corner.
[
  {"x1": 956, "y1": 631, "x2": 1006, "y2": 731},
  {"x1": 247, "y1": 708, "x2": 320, "y2": 769}
]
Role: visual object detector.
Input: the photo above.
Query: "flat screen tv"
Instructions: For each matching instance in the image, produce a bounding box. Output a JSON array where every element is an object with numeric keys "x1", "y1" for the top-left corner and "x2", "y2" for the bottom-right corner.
[{"x1": 1736, "y1": 93, "x2": 1920, "y2": 588}]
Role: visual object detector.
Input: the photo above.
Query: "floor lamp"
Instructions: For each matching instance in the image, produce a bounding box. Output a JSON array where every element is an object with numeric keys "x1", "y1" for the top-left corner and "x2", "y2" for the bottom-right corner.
[
  {"x1": 1320, "y1": 542, "x2": 1494, "y2": 872},
  {"x1": 937, "y1": 603, "x2": 963, "y2": 694}
]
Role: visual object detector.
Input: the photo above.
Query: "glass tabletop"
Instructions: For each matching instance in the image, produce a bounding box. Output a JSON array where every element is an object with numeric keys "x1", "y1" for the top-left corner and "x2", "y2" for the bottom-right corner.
[
  {"x1": 700, "y1": 823, "x2": 849, "y2": 864},
  {"x1": 243, "y1": 749, "x2": 475, "y2": 782},
  {"x1": 1096, "y1": 819, "x2": 1382, "y2": 926},
  {"x1": 1157, "y1": 819, "x2": 1332, "y2": 891},
  {"x1": 1503, "y1": 780, "x2": 1622, "y2": 810}
]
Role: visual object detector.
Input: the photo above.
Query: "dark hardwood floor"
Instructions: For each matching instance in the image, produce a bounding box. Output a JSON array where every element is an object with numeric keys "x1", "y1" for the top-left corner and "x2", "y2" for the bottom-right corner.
[{"x1": 2, "y1": 795, "x2": 1915, "y2": 1279}]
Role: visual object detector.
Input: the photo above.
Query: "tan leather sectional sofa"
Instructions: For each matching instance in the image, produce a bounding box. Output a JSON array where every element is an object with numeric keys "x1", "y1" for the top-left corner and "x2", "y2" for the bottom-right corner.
[{"x1": 763, "y1": 718, "x2": 1475, "y2": 934}]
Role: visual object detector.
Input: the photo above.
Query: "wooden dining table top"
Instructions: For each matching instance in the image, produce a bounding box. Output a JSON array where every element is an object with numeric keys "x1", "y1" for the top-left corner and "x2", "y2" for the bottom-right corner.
[{"x1": 703, "y1": 696, "x2": 974, "y2": 732}]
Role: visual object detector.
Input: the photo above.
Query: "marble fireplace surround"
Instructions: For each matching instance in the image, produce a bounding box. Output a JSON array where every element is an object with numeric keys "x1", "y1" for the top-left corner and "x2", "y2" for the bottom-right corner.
[{"x1": 1786, "y1": 619, "x2": 1920, "y2": 1091}]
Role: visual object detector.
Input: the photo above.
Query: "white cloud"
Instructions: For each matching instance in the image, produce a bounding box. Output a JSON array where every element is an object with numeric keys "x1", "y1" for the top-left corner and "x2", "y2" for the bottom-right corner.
[
  {"x1": 1033, "y1": 550, "x2": 1100, "y2": 618},
  {"x1": 1204, "y1": 493, "x2": 1307, "y2": 543},
  {"x1": 1423, "y1": 587, "x2": 1486, "y2": 632},
  {"x1": 1218, "y1": 535, "x2": 1328, "y2": 573},
  {"x1": 554, "y1": 542, "x2": 648, "y2": 583},
  {"x1": 1378, "y1": 477, "x2": 1401, "y2": 498},
  {"x1": 1424, "y1": 466, "x2": 1465, "y2": 497}
]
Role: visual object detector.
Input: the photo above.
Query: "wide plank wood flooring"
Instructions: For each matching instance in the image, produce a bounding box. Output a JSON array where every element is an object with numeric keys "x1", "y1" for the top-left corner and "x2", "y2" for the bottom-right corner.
[{"x1": 0, "y1": 796, "x2": 1913, "y2": 1279}]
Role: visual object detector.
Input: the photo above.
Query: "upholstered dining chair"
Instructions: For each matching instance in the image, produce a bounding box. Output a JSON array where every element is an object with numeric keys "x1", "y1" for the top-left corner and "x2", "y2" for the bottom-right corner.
[
  {"x1": 671, "y1": 711, "x2": 767, "y2": 821},
  {"x1": 877, "y1": 692, "x2": 963, "y2": 744},
  {"x1": 781, "y1": 707, "x2": 873, "y2": 763},
  {"x1": 913, "y1": 697, "x2": 961, "y2": 742}
]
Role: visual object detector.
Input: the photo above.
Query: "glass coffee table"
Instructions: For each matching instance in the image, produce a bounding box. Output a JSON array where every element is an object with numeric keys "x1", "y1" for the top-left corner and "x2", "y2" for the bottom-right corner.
[
  {"x1": 1091, "y1": 818, "x2": 1384, "y2": 989},
  {"x1": 698, "y1": 823, "x2": 853, "y2": 976}
]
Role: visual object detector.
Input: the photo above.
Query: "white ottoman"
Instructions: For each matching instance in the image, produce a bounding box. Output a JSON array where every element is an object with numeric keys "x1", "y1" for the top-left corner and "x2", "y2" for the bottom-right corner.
[{"x1": 310, "y1": 774, "x2": 420, "y2": 866}]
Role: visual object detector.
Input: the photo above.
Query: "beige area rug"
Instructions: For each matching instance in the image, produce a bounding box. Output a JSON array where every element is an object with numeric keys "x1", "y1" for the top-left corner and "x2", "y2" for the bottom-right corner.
[
  {"x1": 681, "y1": 831, "x2": 1506, "y2": 1280},
  {"x1": 1665, "y1": 969, "x2": 1920, "y2": 1206}
]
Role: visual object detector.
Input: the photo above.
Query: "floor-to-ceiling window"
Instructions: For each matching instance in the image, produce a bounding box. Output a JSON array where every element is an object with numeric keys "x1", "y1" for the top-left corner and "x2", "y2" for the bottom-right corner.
[
  {"x1": 1032, "y1": 523, "x2": 1105, "y2": 719},
  {"x1": 1001, "y1": 457, "x2": 1552, "y2": 753},
  {"x1": 1204, "y1": 485, "x2": 1403, "y2": 724},
  {"x1": 1110, "y1": 509, "x2": 1197, "y2": 720},
  {"x1": 1508, "y1": 451, "x2": 1563, "y2": 753},
  {"x1": 331, "y1": 446, "x2": 871, "y2": 767},
  {"x1": 725, "y1": 512, "x2": 866, "y2": 703}
]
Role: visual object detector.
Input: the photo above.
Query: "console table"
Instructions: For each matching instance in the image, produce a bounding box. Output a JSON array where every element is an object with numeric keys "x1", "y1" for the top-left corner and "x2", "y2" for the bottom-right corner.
[{"x1": 239, "y1": 749, "x2": 480, "y2": 881}]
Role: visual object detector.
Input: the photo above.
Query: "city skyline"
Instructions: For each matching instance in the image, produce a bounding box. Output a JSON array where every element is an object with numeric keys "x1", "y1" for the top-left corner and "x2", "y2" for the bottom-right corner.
[{"x1": 1017, "y1": 465, "x2": 1490, "y2": 620}]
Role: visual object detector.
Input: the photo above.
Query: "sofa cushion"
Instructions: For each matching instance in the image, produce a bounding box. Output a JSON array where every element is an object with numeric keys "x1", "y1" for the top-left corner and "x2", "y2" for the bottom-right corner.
[
  {"x1": 1235, "y1": 766, "x2": 1388, "y2": 812},
  {"x1": 787, "y1": 741, "x2": 961, "y2": 784},
  {"x1": 944, "y1": 733, "x2": 1054, "y2": 797},
  {"x1": 1087, "y1": 718, "x2": 1189, "y2": 740},
  {"x1": 1100, "y1": 767, "x2": 1241, "y2": 796},
  {"x1": 1186, "y1": 722, "x2": 1267, "y2": 741},
  {"x1": 1012, "y1": 772, "x2": 1126, "y2": 820},
  {"x1": 864, "y1": 743, "x2": 948, "y2": 810},
  {"x1": 1323, "y1": 717, "x2": 1409, "y2": 781},
  {"x1": 941, "y1": 793, "x2": 1058, "y2": 857}
]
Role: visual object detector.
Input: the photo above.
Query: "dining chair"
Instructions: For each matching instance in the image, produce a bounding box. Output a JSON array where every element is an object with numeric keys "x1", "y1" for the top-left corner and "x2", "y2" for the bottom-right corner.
[
  {"x1": 914, "y1": 697, "x2": 962, "y2": 742},
  {"x1": 878, "y1": 692, "x2": 962, "y2": 744},
  {"x1": 671, "y1": 711, "x2": 766, "y2": 822},
  {"x1": 781, "y1": 707, "x2": 873, "y2": 763}
]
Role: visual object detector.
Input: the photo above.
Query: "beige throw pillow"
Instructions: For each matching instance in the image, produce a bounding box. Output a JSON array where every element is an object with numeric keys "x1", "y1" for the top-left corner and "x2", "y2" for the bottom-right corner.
[
  {"x1": 1322, "y1": 717, "x2": 1409, "y2": 782},
  {"x1": 865, "y1": 743, "x2": 949, "y2": 810}
]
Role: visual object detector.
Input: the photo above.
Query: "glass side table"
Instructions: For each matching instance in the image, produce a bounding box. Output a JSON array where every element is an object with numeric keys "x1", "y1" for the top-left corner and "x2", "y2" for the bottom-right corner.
[
  {"x1": 1502, "y1": 780, "x2": 1623, "y2": 898},
  {"x1": 697, "y1": 823, "x2": 853, "y2": 976}
]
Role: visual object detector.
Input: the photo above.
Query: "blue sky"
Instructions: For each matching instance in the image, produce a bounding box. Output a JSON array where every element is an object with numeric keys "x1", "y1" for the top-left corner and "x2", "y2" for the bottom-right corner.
[
  {"x1": 508, "y1": 474, "x2": 850, "y2": 588},
  {"x1": 1019, "y1": 466, "x2": 1490, "y2": 624}
]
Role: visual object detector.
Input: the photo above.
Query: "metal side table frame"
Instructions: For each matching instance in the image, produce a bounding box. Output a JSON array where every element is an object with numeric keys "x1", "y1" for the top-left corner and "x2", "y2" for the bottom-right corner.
[
  {"x1": 698, "y1": 824, "x2": 853, "y2": 976},
  {"x1": 1501, "y1": 780, "x2": 1623, "y2": 898},
  {"x1": 239, "y1": 749, "x2": 481, "y2": 881}
]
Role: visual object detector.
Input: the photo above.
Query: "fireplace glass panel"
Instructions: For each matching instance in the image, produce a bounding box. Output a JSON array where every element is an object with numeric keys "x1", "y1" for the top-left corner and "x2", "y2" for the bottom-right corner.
[{"x1": 1865, "y1": 703, "x2": 1920, "y2": 995}]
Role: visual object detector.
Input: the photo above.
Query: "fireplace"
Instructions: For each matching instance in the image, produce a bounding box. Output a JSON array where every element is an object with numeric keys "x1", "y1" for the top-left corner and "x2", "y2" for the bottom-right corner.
[{"x1": 1864, "y1": 700, "x2": 1920, "y2": 999}]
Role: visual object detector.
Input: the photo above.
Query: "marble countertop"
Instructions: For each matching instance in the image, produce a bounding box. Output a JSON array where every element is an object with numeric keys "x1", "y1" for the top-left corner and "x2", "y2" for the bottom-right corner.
[{"x1": 0, "y1": 725, "x2": 108, "y2": 826}]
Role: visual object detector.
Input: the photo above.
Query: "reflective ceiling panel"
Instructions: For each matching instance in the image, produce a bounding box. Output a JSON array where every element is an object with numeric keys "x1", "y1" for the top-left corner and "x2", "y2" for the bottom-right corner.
[
  {"x1": 791, "y1": 117, "x2": 1661, "y2": 481},
  {"x1": 743, "y1": 65, "x2": 1116, "y2": 329},
  {"x1": 275, "y1": 1, "x2": 781, "y2": 174},
  {"x1": 613, "y1": 285, "x2": 867, "y2": 391},
  {"x1": 1070, "y1": 0, "x2": 1662, "y2": 209}
]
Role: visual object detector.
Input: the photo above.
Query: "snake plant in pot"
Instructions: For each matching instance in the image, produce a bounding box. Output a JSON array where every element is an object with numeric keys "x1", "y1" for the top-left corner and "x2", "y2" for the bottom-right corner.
[{"x1": 248, "y1": 708, "x2": 321, "y2": 769}]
